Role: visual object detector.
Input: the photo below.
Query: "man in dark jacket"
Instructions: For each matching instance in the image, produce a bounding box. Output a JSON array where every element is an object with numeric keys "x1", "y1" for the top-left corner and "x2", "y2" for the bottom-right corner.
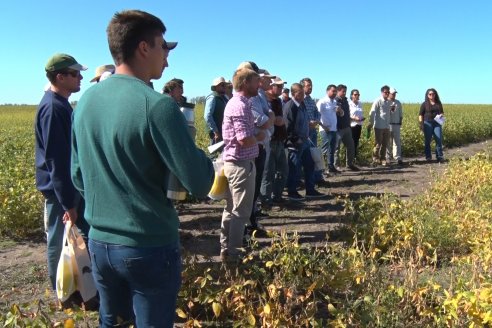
[
  {"x1": 335, "y1": 84, "x2": 359, "y2": 170},
  {"x1": 35, "y1": 53, "x2": 90, "y2": 290},
  {"x1": 284, "y1": 83, "x2": 325, "y2": 200}
]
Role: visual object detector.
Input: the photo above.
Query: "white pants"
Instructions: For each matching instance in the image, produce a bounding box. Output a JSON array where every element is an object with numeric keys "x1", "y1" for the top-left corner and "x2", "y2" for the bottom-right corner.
[{"x1": 387, "y1": 124, "x2": 402, "y2": 161}]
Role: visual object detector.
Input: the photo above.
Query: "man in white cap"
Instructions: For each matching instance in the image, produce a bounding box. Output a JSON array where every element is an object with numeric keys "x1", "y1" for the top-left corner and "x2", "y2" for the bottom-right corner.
[
  {"x1": 387, "y1": 87, "x2": 404, "y2": 165},
  {"x1": 35, "y1": 53, "x2": 90, "y2": 293},
  {"x1": 260, "y1": 77, "x2": 288, "y2": 205},
  {"x1": 90, "y1": 64, "x2": 115, "y2": 83},
  {"x1": 204, "y1": 77, "x2": 229, "y2": 144}
]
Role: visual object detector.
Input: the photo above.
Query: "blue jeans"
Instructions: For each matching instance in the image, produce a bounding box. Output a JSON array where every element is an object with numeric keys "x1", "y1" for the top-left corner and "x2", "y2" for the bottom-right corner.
[
  {"x1": 320, "y1": 130, "x2": 337, "y2": 169},
  {"x1": 88, "y1": 239, "x2": 182, "y2": 328},
  {"x1": 44, "y1": 192, "x2": 89, "y2": 290},
  {"x1": 261, "y1": 140, "x2": 288, "y2": 201},
  {"x1": 423, "y1": 120, "x2": 443, "y2": 160},
  {"x1": 287, "y1": 141, "x2": 315, "y2": 193},
  {"x1": 309, "y1": 129, "x2": 323, "y2": 182}
]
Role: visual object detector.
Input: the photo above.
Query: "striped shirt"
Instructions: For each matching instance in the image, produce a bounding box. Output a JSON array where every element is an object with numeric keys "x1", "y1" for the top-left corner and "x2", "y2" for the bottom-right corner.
[
  {"x1": 304, "y1": 95, "x2": 320, "y2": 123},
  {"x1": 222, "y1": 94, "x2": 258, "y2": 161}
]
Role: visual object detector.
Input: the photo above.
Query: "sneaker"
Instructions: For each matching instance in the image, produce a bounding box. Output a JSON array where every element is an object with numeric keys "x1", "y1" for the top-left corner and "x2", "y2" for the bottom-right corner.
[
  {"x1": 397, "y1": 160, "x2": 403, "y2": 166},
  {"x1": 347, "y1": 165, "x2": 360, "y2": 171},
  {"x1": 305, "y1": 190, "x2": 326, "y2": 198},
  {"x1": 437, "y1": 157, "x2": 446, "y2": 163},
  {"x1": 287, "y1": 192, "x2": 305, "y2": 201},
  {"x1": 381, "y1": 161, "x2": 388, "y2": 167},
  {"x1": 328, "y1": 166, "x2": 340, "y2": 174}
]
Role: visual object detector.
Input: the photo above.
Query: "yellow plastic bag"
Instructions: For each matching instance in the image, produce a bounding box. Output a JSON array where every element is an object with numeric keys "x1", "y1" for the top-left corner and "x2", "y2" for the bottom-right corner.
[
  {"x1": 56, "y1": 225, "x2": 76, "y2": 302},
  {"x1": 208, "y1": 159, "x2": 228, "y2": 200}
]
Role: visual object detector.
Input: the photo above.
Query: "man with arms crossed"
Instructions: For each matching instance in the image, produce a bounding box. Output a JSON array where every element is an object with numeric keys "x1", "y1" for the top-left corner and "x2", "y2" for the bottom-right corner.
[{"x1": 71, "y1": 10, "x2": 213, "y2": 327}]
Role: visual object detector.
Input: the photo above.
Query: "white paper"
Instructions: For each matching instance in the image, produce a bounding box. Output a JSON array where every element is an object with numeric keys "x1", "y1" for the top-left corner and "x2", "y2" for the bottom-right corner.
[
  {"x1": 207, "y1": 140, "x2": 225, "y2": 154},
  {"x1": 434, "y1": 114, "x2": 445, "y2": 126}
]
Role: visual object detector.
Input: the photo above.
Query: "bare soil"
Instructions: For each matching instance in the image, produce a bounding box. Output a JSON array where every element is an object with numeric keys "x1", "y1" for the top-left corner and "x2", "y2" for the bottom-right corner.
[{"x1": 1, "y1": 140, "x2": 490, "y2": 318}]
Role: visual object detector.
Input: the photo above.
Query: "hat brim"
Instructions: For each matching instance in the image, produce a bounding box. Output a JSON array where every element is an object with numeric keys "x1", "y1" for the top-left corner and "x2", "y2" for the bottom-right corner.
[
  {"x1": 68, "y1": 63, "x2": 88, "y2": 71},
  {"x1": 164, "y1": 41, "x2": 178, "y2": 50}
]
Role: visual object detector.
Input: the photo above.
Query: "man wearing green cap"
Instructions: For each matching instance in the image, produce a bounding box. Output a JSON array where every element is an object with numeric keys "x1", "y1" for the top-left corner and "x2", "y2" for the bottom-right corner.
[{"x1": 34, "y1": 53, "x2": 89, "y2": 292}]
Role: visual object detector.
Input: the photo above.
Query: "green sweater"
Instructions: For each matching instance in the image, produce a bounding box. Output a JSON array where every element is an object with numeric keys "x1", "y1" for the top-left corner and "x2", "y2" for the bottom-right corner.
[{"x1": 71, "y1": 75, "x2": 214, "y2": 247}]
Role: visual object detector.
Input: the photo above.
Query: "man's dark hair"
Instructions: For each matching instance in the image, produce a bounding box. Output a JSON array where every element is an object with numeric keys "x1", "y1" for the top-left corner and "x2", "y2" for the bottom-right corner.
[
  {"x1": 290, "y1": 83, "x2": 303, "y2": 95},
  {"x1": 326, "y1": 84, "x2": 337, "y2": 91},
  {"x1": 163, "y1": 80, "x2": 182, "y2": 94},
  {"x1": 170, "y1": 78, "x2": 184, "y2": 85},
  {"x1": 107, "y1": 10, "x2": 166, "y2": 65},
  {"x1": 336, "y1": 84, "x2": 347, "y2": 91},
  {"x1": 300, "y1": 77, "x2": 312, "y2": 85},
  {"x1": 381, "y1": 85, "x2": 390, "y2": 93}
]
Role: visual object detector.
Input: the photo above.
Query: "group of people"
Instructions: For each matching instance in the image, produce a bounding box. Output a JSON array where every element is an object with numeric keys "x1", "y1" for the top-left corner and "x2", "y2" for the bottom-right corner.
[{"x1": 33, "y1": 9, "x2": 445, "y2": 327}]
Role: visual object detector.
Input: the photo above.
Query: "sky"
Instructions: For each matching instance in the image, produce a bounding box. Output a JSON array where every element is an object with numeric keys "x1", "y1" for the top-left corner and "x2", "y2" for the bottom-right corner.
[{"x1": 0, "y1": 0, "x2": 491, "y2": 105}]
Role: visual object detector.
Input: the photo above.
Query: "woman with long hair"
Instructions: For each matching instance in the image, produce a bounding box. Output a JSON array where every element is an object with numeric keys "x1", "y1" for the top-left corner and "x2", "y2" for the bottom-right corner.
[{"x1": 418, "y1": 88, "x2": 444, "y2": 162}]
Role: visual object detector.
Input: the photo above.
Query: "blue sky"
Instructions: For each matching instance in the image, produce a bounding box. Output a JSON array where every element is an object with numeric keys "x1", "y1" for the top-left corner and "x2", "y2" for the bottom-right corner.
[{"x1": 0, "y1": 0, "x2": 491, "y2": 105}]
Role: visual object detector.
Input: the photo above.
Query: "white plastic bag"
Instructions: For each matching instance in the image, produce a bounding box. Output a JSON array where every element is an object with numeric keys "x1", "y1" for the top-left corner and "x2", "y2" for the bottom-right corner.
[
  {"x1": 67, "y1": 225, "x2": 97, "y2": 302},
  {"x1": 309, "y1": 140, "x2": 325, "y2": 171},
  {"x1": 56, "y1": 225, "x2": 77, "y2": 302}
]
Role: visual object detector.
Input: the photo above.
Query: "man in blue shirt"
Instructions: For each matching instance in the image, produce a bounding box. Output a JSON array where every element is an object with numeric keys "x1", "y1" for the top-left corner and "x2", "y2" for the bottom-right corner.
[
  {"x1": 204, "y1": 77, "x2": 228, "y2": 144},
  {"x1": 34, "y1": 53, "x2": 90, "y2": 291}
]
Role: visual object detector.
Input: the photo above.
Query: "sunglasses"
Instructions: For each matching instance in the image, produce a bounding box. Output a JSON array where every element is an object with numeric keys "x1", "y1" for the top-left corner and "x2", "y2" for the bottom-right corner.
[
  {"x1": 353, "y1": 93, "x2": 360, "y2": 96},
  {"x1": 63, "y1": 70, "x2": 80, "y2": 78},
  {"x1": 428, "y1": 92, "x2": 435, "y2": 96},
  {"x1": 383, "y1": 91, "x2": 389, "y2": 94}
]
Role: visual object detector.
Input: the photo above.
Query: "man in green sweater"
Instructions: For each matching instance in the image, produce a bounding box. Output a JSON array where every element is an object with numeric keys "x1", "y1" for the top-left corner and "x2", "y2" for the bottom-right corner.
[{"x1": 71, "y1": 10, "x2": 213, "y2": 328}]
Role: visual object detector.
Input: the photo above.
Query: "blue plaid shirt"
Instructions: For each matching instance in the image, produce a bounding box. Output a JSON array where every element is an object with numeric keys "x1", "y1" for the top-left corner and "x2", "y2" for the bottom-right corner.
[{"x1": 304, "y1": 95, "x2": 320, "y2": 122}]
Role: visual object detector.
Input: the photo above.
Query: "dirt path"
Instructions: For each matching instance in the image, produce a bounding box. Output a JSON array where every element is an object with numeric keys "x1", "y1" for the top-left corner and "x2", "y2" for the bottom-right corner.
[{"x1": 1, "y1": 140, "x2": 490, "y2": 304}]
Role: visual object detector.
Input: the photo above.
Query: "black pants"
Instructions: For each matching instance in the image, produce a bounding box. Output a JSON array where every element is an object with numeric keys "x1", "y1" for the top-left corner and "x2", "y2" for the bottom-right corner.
[
  {"x1": 250, "y1": 146, "x2": 266, "y2": 226},
  {"x1": 351, "y1": 125, "x2": 362, "y2": 159}
]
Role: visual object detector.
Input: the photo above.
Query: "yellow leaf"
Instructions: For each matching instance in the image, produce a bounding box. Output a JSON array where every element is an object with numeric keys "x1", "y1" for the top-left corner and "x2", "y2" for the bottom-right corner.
[
  {"x1": 176, "y1": 308, "x2": 187, "y2": 319},
  {"x1": 247, "y1": 313, "x2": 256, "y2": 326},
  {"x1": 64, "y1": 318, "x2": 75, "y2": 328},
  {"x1": 265, "y1": 261, "x2": 274, "y2": 268},
  {"x1": 212, "y1": 302, "x2": 222, "y2": 318},
  {"x1": 327, "y1": 303, "x2": 337, "y2": 314},
  {"x1": 264, "y1": 303, "x2": 271, "y2": 315}
]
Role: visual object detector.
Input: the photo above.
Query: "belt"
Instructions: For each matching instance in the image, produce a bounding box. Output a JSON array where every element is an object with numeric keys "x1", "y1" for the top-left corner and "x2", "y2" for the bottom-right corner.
[{"x1": 390, "y1": 123, "x2": 401, "y2": 125}]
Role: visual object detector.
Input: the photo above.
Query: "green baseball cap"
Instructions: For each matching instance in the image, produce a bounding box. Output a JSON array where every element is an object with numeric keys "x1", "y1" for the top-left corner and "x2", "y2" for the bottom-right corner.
[{"x1": 45, "y1": 53, "x2": 88, "y2": 72}]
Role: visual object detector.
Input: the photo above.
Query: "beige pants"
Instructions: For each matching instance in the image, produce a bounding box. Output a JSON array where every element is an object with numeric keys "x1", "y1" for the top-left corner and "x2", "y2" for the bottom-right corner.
[
  {"x1": 373, "y1": 128, "x2": 390, "y2": 162},
  {"x1": 220, "y1": 160, "x2": 256, "y2": 257},
  {"x1": 387, "y1": 124, "x2": 402, "y2": 161}
]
